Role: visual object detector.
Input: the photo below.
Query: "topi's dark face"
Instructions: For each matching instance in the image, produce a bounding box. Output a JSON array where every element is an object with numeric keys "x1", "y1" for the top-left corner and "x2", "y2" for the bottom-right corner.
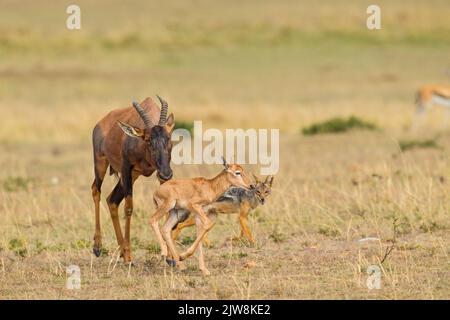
[{"x1": 149, "y1": 125, "x2": 173, "y2": 182}]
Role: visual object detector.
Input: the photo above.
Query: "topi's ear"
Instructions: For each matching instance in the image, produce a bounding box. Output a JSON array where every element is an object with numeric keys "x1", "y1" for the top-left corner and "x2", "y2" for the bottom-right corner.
[
  {"x1": 252, "y1": 173, "x2": 261, "y2": 184},
  {"x1": 165, "y1": 113, "x2": 175, "y2": 134},
  {"x1": 117, "y1": 120, "x2": 145, "y2": 138},
  {"x1": 221, "y1": 156, "x2": 230, "y2": 169}
]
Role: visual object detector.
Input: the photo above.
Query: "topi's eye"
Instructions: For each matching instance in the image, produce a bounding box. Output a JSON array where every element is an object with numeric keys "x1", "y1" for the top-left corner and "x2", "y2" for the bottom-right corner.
[{"x1": 235, "y1": 171, "x2": 241, "y2": 175}]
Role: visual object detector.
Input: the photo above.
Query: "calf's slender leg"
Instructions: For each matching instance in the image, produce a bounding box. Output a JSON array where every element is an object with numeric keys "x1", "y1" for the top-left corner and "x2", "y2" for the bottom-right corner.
[
  {"x1": 161, "y1": 212, "x2": 187, "y2": 270},
  {"x1": 180, "y1": 204, "x2": 215, "y2": 261},
  {"x1": 150, "y1": 200, "x2": 175, "y2": 258},
  {"x1": 195, "y1": 215, "x2": 212, "y2": 276}
]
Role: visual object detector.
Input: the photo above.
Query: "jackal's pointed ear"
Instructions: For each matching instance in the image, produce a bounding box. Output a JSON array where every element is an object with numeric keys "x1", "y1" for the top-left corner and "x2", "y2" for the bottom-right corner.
[
  {"x1": 266, "y1": 175, "x2": 274, "y2": 187},
  {"x1": 165, "y1": 113, "x2": 175, "y2": 134},
  {"x1": 252, "y1": 173, "x2": 261, "y2": 184},
  {"x1": 117, "y1": 121, "x2": 144, "y2": 138}
]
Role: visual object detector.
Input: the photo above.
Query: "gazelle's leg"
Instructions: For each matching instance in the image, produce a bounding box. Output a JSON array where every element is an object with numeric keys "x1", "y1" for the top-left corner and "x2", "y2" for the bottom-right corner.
[
  {"x1": 92, "y1": 158, "x2": 108, "y2": 257},
  {"x1": 180, "y1": 205, "x2": 215, "y2": 261},
  {"x1": 442, "y1": 106, "x2": 450, "y2": 129},
  {"x1": 161, "y1": 212, "x2": 186, "y2": 270},
  {"x1": 411, "y1": 99, "x2": 430, "y2": 132}
]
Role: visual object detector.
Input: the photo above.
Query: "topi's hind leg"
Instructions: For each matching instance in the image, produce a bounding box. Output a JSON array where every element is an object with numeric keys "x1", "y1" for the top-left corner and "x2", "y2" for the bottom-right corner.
[{"x1": 92, "y1": 157, "x2": 108, "y2": 257}]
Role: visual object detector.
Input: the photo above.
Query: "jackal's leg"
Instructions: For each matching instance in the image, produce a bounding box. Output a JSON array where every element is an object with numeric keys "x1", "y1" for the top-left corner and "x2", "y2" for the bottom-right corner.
[
  {"x1": 172, "y1": 215, "x2": 212, "y2": 246},
  {"x1": 171, "y1": 216, "x2": 195, "y2": 240},
  {"x1": 238, "y1": 203, "x2": 255, "y2": 244},
  {"x1": 92, "y1": 158, "x2": 109, "y2": 257},
  {"x1": 180, "y1": 205, "x2": 215, "y2": 261}
]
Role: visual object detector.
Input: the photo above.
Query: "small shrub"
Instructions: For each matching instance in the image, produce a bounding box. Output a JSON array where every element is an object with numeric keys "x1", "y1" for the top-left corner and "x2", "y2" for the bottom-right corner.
[
  {"x1": 35, "y1": 240, "x2": 48, "y2": 254},
  {"x1": 180, "y1": 235, "x2": 195, "y2": 246},
  {"x1": 143, "y1": 242, "x2": 160, "y2": 254},
  {"x1": 318, "y1": 225, "x2": 341, "y2": 237},
  {"x1": 2, "y1": 176, "x2": 33, "y2": 192},
  {"x1": 269, "y1": 228, "x2": 287, "y2": 243},
  {"x1": 221, "y1": 252, "x2": 248, "y2": 259},
  {"x1": 302, "y1": 116, "x2": 377, "y2": 136},
  {"x1": 399, "y1": 139, "x2": 441, "y2": 152},
  {"x1": 8, "y1": 238, "x2": 27, "y2": 257},
  {"x1": 420, "y1": 220, "x2": 447, "y2": 233},
  {"x1": 71, "y1": 239, "x2": 91, "y2": 250}
]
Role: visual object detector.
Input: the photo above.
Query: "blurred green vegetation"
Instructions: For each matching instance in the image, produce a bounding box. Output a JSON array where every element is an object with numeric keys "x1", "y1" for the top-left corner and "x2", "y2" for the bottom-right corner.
[
  {"x1": 302, "y1": 116, "x2": 377, "y2": 135},
  {"x1": 0, "y1": 0, "x2": 448, "y2": 144},
  {"x1": 399, "y1": 138, "x2": 441, "y2": 151}
]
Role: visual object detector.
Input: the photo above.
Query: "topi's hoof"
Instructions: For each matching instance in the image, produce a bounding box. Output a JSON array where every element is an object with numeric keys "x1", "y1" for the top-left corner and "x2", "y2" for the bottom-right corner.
[{"x1": 93, "y1": 247, "x2": 101, "y2": 257}]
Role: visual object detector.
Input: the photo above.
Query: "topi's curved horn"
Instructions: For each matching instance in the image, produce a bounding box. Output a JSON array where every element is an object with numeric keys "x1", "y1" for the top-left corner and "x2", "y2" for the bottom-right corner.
[
  {"x1": 157, "y1": 95, "x2": 168, "y2": 126},
  {"x1": 132, "y1": 101, "x2": 153, "y2": 128}
]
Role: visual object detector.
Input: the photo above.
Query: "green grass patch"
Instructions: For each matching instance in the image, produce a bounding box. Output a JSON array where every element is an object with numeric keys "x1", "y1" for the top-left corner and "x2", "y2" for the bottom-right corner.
[
  {"x1": 221, "y1": 251, "x2": 248, "y2": 259},
  {"x1": 180, "y1": 235, "x2": 195, "y2": 246},
  {"x1": 269, "y1": 228, "x2": 287, "y2": 243},
  {"x1": 399, "y1": 139, "x2": 441, "y2": 152},
  {"x1": 8, "y1": 238, "x2": 27, "y2": 257},
  {"x1": 2, "y1": 176, "x2": 34, "y2": 192},
  {"x1": 302, "y1": 116, "x2": 377, "y2": 136},
  {"x1": 174, "y1": 121, "x2": 194, "y2": 133},
  {"x1": 318, "y1": 225, "x2": 341, "y2": 238}
]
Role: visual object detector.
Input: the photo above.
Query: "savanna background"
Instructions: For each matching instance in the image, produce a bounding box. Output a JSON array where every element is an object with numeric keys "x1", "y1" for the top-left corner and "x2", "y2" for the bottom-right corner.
[{"x1": 0, "y1": 0, "x2": 449, "y2": 299}]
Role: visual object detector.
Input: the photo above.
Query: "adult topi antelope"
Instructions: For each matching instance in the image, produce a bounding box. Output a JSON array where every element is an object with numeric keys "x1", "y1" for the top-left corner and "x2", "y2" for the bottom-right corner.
[{"x1": 91, "y1": 96, "x2": 175, "y2": 262}]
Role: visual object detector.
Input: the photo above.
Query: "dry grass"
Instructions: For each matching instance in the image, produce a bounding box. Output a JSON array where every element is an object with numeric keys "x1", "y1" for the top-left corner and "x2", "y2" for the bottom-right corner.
[{"x1": 0, "y1": 0, "x2": 449, "y2": 299}]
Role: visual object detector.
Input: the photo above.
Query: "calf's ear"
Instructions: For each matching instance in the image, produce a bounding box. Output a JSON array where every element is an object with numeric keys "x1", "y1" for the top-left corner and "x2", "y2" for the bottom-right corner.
[{"x1": 117, "y1": 121, "x2": 145, "y2": 138}]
